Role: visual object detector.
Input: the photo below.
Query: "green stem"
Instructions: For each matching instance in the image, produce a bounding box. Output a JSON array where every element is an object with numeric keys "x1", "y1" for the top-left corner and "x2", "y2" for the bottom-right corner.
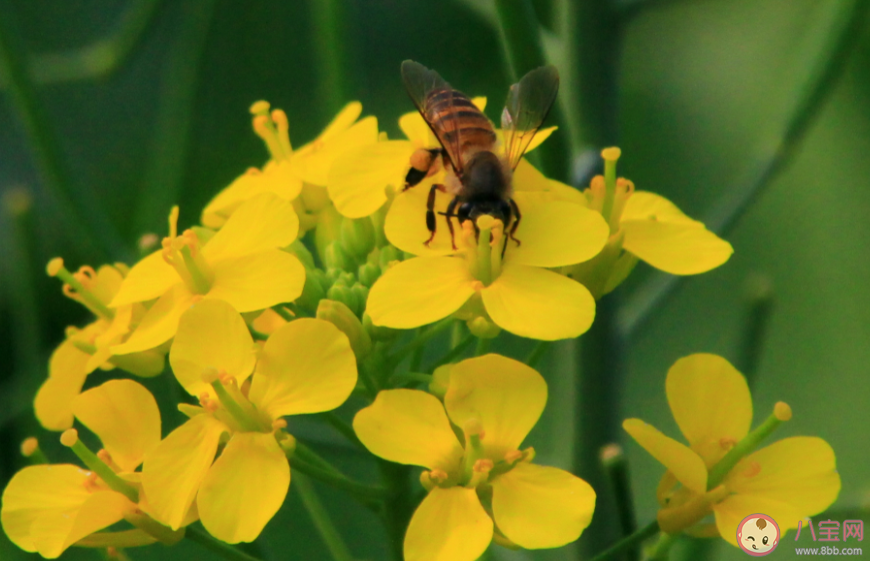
[
  {"x1": 425, "y1": 332, "x2": 475, "y2": 371},
  {"x1": 707, "y1": 408, "x2": 788, "y2": 489},
  {"x1": 474, "y1": 337, "x2": 491, "y2": 356},
  {"x1": 588, "y1": 520, "x2": 659, "y2": 561},
  {"x1": 290, "y1": 456, "x2": 385, "y2": 505},
  {"x1": 387, "y1": 318, "x2": 455, "y2": 366},
  {"x1": 617, "y1": 0, "x2": 870, "y2": 338},
  {"x1": 647, "y1": 531, "x2": 677, "y2": 561},
  {"x1": 248, "y1": 326, "x2": 268, "y2": 341},
  {"x1": 737, "y1": 275, "x2": 775, "y2": 385},
  {"x1": 186, "y1": 525, "x2": 263, "y2": 561},
  {"x1": 67, "y1": 439, "x2": 139, "y2": 503},
  {"x1": 525, "y1": 340, "x2": 551, "y2": 368},
  {"x1": 600, "y1": 444, "x2": 638, "y2": 559},
  {"x1": 493, "y1": 0, "x2": 572, "y2": 180},
  {"x1": 310, "y1": 0, "x2": 351, "y2": 119},
  {"x1": 272, "y1": 305, "x2": 295, "y2": 322},
  {"x1": 52, "y1": 265, "x2": 115, "y2": 320},
  {"x1": 210, "y1": 380, "x2": 262, "y2": 432},
  {"x1": 293, "y1": 473, "x2": 355, "y2": 561}
]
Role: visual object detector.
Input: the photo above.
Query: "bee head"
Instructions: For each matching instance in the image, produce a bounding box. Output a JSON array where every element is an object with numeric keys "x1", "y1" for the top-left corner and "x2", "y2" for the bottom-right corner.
[{"x1": 457, "y1": 199, "x2": 513, "y2": 233}]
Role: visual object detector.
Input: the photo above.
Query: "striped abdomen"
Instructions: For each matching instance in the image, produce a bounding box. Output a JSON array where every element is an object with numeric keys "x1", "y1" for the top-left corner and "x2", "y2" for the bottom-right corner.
[{"x1": 425, "y1": 89, "x2": 496, "y2": 158}]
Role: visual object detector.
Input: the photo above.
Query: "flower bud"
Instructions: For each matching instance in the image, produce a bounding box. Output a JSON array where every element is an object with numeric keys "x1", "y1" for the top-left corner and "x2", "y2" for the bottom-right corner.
[
  {"x1": 296, "y1": 268, "x2": 328, "y2": 311},
  {"x1": 378, "y1": 245, "x2": 402, "y2": 273},
  {"x1": 340, "y1": 217, "x2": 375, "y2": 259},
  {"x1": 285, "y1": 239, "x2": 316, "y2": 270},
  {"x1": 350, "y1": 283, "x2": 369, "y2": 316},
  {"x1": 324, "y1": 241, "x2": 354, "y2": 272},
  {"x1": 467, "y1": 316, "x2": 501, "y2": 339},
  {"x1": 315, "y1": 205, "x2": 344, "y2": 263},
  {"x1": 317, "y1": 299, "x2": 372, "y2": 358},
  {"x1": 428, "y1": 364, "x2": 452, "y2": 399},
  {"x1": 358, "y1": 261, "x2": 381, "y2": 288}
]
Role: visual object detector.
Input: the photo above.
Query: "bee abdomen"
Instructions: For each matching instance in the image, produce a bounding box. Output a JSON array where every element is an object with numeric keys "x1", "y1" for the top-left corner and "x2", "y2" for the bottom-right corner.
[{"x1": 425, "y1": 89, "x2": 496, "y2": 149}]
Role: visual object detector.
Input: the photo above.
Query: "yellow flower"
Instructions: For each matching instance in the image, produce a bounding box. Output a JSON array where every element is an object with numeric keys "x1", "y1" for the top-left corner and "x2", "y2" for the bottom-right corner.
[
  {"x1": 2, "y1": 380, "x2": 171, "y2": 558},
  {"x1": 141, "y1": 299, "x2": 357, "y2": 543},
  {"x1": 566, "y1": 148, "x2": 733, "y2": 296},
  {"x1": 366, "y1": 167, "x2": 609, "y2": 340},
  {"x1": 623, "y1": 353, "x2": 840, "y2": 546},
  {"x1": 110, "y1": 193, "x2": 305, "y2": 355},
  {"x1": 34, "y1": 262, "x2": 164, "y2": 431},
  {"x1": 327, "y1": 99, "x2": 555, "y2": 219},
  {"x1": 202, "y1": 101, "x2": 378, "y2": 229},
  {"x1": 353, "y1": 354, "x2": 596, "y2": 561}
]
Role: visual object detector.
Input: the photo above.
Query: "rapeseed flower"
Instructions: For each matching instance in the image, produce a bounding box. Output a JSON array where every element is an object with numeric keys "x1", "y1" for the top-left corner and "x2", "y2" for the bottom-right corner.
[
  {"x1": 366, "y1": 174, "x2": 609, "y2": 340},
  {"x1": 567, "y1": 149, "x2": 733, "y2": 297},
  {"x1": 353, "y1": 354, "x2": 595, "y2": 561},
  {"x1": 141, "y1": 299, "x2": 357, "y2": 543},
  {"x1": 35, "y1": 261, "x2": 164, "y2": 430},
  {"x1": 202, "y1": 101, "x2": 378, "y2": 231},
  {"x1": 623, "y1": 353, "x2": 840, "y2": 546},
  {"x1": 2, "y1": 380, "x2": 179, "y2": 558},
  {"x1": 110, "y1": 193, "x2": 304, "y2": 354}
]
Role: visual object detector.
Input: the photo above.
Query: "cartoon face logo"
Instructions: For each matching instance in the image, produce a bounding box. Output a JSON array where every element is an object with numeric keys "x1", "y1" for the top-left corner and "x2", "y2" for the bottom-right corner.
[{"x1": 737, "y1": 514, "x2": 780, "y2": 556}]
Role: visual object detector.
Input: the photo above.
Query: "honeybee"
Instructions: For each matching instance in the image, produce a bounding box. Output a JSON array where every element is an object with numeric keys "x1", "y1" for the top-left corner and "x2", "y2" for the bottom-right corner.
[{"x1": 401, "y1": 60, "x2": 560, "y2": 250}]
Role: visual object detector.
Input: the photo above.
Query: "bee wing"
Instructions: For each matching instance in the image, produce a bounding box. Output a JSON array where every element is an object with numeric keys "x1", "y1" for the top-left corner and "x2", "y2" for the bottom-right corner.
[
  {"x1": 501, "y1": 65, "x2": 560, "y2": 171},
  {"x1": 401, "y1": 60, "x2": 465, "y2": 175}
]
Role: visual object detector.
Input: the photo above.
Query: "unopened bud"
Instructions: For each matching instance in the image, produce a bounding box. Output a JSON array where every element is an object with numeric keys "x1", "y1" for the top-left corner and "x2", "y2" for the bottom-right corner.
[
  {"x1": 467, "y1": 316, "x2": 500, "y2": 339},
  {"x1": 340, "y1": 217, "x2": 376, "y2": 259},
  {"x1": 286, "y1": 239, "x2": 316, "y2": 270},
  {"x1": 317, "y1": 299, "x2": 372, "y2": 358},
  {"x1": 378, "y1": 245, "x2": 402, "y2": 273},
  {"x1": 324, "y1": 241, "x2": 354, "y2": 272},
  {"x1": 358, "y1": 262, "x2": 381, "y2": 287},
  {"x1": 428, "y1": 364, "x2": 452, "y2": 398}
]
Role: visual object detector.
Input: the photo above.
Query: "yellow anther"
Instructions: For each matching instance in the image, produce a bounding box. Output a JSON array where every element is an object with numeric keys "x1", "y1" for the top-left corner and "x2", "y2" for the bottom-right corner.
[
  {"x1": 249, "y1": 100, "x2": 271, "y2": 115},
  {"x1": 601, "y1": 147, "x2": 621, "y2": 161},
  {"x1": 742, "y1": 461, "x2": 762, "y2": 478},
  {"x1": 60, "y1": 429, "x2": 79, "y2": 447},
  {"x1": 138, "y1": 233, "x2": 159, "y2": 253},
  {"x1": 775, "y1": 401, "x2": 792, "y2": 421},
  {"x1": 473, "y1": 459, "x2": 494, "y2": 473},
  {"x1": 46, "y1": 257, "x2": 64, "y2": 277},
  {"x1": 20, "y1": 437, "x2": 38, "y2": 457},
  {"x1": 719, "y1": 437, "x2": 738, "y2": 450},
  {"x1": 429, "y1": 469, "x2": 448, "y2": 483},
  {"x1": 272, "y1": 419, "x2": 287, "y2": 431},
  {"x1": 504, "y1": 450, "x2": 523, "y2": 464}
]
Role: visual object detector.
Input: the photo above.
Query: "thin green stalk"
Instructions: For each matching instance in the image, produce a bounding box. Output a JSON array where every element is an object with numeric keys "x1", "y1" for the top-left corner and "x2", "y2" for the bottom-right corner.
[
  {"x1": 311, "y1": 0, "x2": 351, "y2": 120},
  {"x1": 425, "y1": 332, "x2": 475, "y2": 371},
  {"x1": 525, "y1": 340, "x2": 551, "y2": 368},
  {"x1": 379, "y1": 461, "x2": 414, "y2": 561},
  {"x1": 134, "y1": 0, "x2": 215, "y2": 234},
  {"x1": 493, "y1": 0, "x2": 572, "y2": 180},
  {"x1": 588, "y1": 520, "x2": 659, "y2": 561},
  {"x1": 272, "y1": 305, "x2": 294, "y2": 322},
  {"x1": 290, "y1": 456, "x2": 385, "y2": 505},
  {"x1": 248, "y1": 326, "x2": 268, "y2": 341},
  {"x1": 319, "y1": 411, "x2": 365, "y2": 449},
  {"x1": 600, "y1": 444, "x2": 638, "y2": 560},
  {"x1": 737, "y1": 275, "x2": 775, "y2": 384},
  {"x1": 186, "y1": 525, "x2": 263, "y2": 561},
  {"x1": 387, "y1": 318, "x2": 455, "y2": 366},
  {"x1": 474, "y1": 337, "x2": 491, "y2": 356},
  {"x1": 0, "y1": 11, "x2": 126, "y2": 260},
  {"x1": 618, "y1": 0, "x2": 870, "y2": 338},
  {"x1": 293, "y1": 473, "x2": 355, "y2": 561}
]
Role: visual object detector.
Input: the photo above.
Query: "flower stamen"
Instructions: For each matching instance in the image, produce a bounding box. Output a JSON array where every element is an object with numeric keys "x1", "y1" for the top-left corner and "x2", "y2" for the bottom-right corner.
[{"x1": 47, "y1": 258, "x2": 115, "y2": 320}]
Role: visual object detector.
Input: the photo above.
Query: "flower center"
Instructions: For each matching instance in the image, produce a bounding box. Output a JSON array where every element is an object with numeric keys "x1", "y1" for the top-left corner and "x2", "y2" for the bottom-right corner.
[
  {"x1": 462, "y1": 216, "x2": 505, "y2": 288},
  {"x1": 202, "y1": 369, "x2": 272, "y2": 433},
  {"x1": 47, "y1": 258, "x2": 115, "y2": 320},
  {"x1": 587, "y1": 147, "x2": 635, "y2": 233},
  {"x1": 161, "y1": 206, "x2": 214, "y2": 295}
]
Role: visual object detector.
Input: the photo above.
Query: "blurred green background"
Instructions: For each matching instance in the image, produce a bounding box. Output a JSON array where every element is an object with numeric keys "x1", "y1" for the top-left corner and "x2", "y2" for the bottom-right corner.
[{"x1": 1, "y1": 0, "x2": 868, "y2": 560}]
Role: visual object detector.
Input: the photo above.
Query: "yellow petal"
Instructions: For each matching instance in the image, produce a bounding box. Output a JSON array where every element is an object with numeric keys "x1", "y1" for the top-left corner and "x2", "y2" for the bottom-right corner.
[
  {"x1": 87, "y1": 305, "x2": 134, "y2": 372},
  {"x1": 203, "y1": 193, "x2": 299, "y2": 263},
  {"x1": 110, "y1": 250, "x2": 180, "y2": 307},
  {"x1": 328, "y1": 140, "x2": 414, "y2": 218},
  {"x1": 481, "y1": 263, "x2": 595, "y2": 340},
  {"x1": 111, "y1": 283, "x2": 194, "y2": 355},
  {"x1": 404, "y1": 487, "x2": 492, "y2": 561},
  {"x1": 170, "y1": 299, "x2": 256, "y2": 396},
  {"x1": 202, "y1": 162, "x2": 304, "y2": 229},
  {"x1": 620, "y1": 191, "x2": 698, "y2": 224},
  {"x1": 494, "y1": 127, "x2": 556, "y2": 159},
  {"x1": 31, "y1": 490, "x2": 131, "y2": 558},
  {"x1": 399, "y1": 111, "x2": 437, "y2": 146},
  {"x1": 506, "y1": 195, "x2": 609, "y2": 268},
  {"x1": 35, "y1": 339, "x2": 90, "y2": 431},
  {"x1": 141, "y1": 414, "x2": 227, "y2": 530},
  {"x1": 714, "y1": 436, "x2": 840, "y2": 545},
  {"x1": 444, "y1": 355, "x2": 546, "y2": 459},
  {"x1": 315, "y1": 101, "x2": 363, "y2": 143},
  {"x1": 621, "y1": 220, "x2": 733, "y2": 275},
  {"x1": 1, "y1": 464, "x2": 92, "y2": 552},
  {"x1": 248, "y1": 319, "x2": 357, "y2": 417},
  {"x1": 511, "y1": 158, "x2": 551, "y2": 191},
  {"x1": 491, "y1": 462, "x2": 595, "y2": 548},
  {"x1": 291, "y1": 116, "x2": 379, "y2": 186},
  {"x1": 353, "y1": 389, "x2": 463, "y2": 472},
  {"x1": 623, "y1": 419, "x2": 708, "y2": 494},
  {"x1": 383, "y1": 186, "x2": 457, "y2": 257},
  {"x1": 367, "y1": 257, "x2": 474, "y2": 329},
  {"x1": 71, "y1": 380, "x2": 161, "y2": 472},
  {"x1": 91, "y1": 265, "x2": 124, "y2": 305},
  {"x1": 197, "y1": 432, "x2": 289, "y2": 543},
  {"x1": 666, "y1": 354, "x2": 752, "y2": 463},
  {"x1": 206, "y1": 250, "x2": 305, "y2": 313},
  {"x1": 546, "y1": 179, "x2": 589, "y2": 206}
]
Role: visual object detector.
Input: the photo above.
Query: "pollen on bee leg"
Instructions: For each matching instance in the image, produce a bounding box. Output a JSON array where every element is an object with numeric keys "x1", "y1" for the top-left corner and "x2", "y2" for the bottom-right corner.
[{"x1": 409, "y1": 148, "x2": 433, "y2": 171}]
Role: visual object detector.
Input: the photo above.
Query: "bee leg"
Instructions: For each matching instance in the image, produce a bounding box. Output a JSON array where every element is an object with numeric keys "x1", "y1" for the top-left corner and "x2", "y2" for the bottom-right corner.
[
  {"x1": 508, "y1": 198, "x2": 522, "y2": 247},
  {"x1": 404, "y1": 148, "x2": 443, "y2": 191},
  {"x1": 445, "y1": 197, "x2": 459, "y2": 251},
  {"x1": 423, "y1": 184, "x2": 446, "y2": 247}
]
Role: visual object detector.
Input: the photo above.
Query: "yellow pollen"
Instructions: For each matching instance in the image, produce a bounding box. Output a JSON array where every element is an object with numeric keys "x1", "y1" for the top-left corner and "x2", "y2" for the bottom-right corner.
[
  {"x1": 742, "y1": 461, "x2": 762, "y2": 478},
  {"x1": 249, "y1": 100, "x2": 271, "y2": 115},
  {"x1": 272, "y1": 419, "x2": 287, "y2": 431},
  {"x1": 590, "y1": 175, "x2": 605, "y2": 191},
  {"x1": 719, "y1": 437, "x2": 738, "y2": 450},
  {"x1": 601, "y1": 147, "x2": 622, "y2": 161},
  {"x1": 774, "y1": 401, "x2": 792, "y2": 421},
  {"x1": 46, "y1": 257, "x2": 64, "y2": 277},
  {"x1": 83, "y1": 472, "x2": 100, "y2": 492},
  {"x1": 473, "y1": 459, "x2": 494, "y2": 473},
  {"x1": 60, "y1": 429, "x2": 79, "y2": 447},
  {"x1": 504, "y1": 450, "x2": 523, "y2": 463},
  {"x1": 617, "y1": 177, "x2": 635, "y2": 195},
  {"x1": 429, "y1": 469, "x2": 448, "y2": 483},
  {"x1": 20, "y1": 437, "x2": 38, "y2": 457}
]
